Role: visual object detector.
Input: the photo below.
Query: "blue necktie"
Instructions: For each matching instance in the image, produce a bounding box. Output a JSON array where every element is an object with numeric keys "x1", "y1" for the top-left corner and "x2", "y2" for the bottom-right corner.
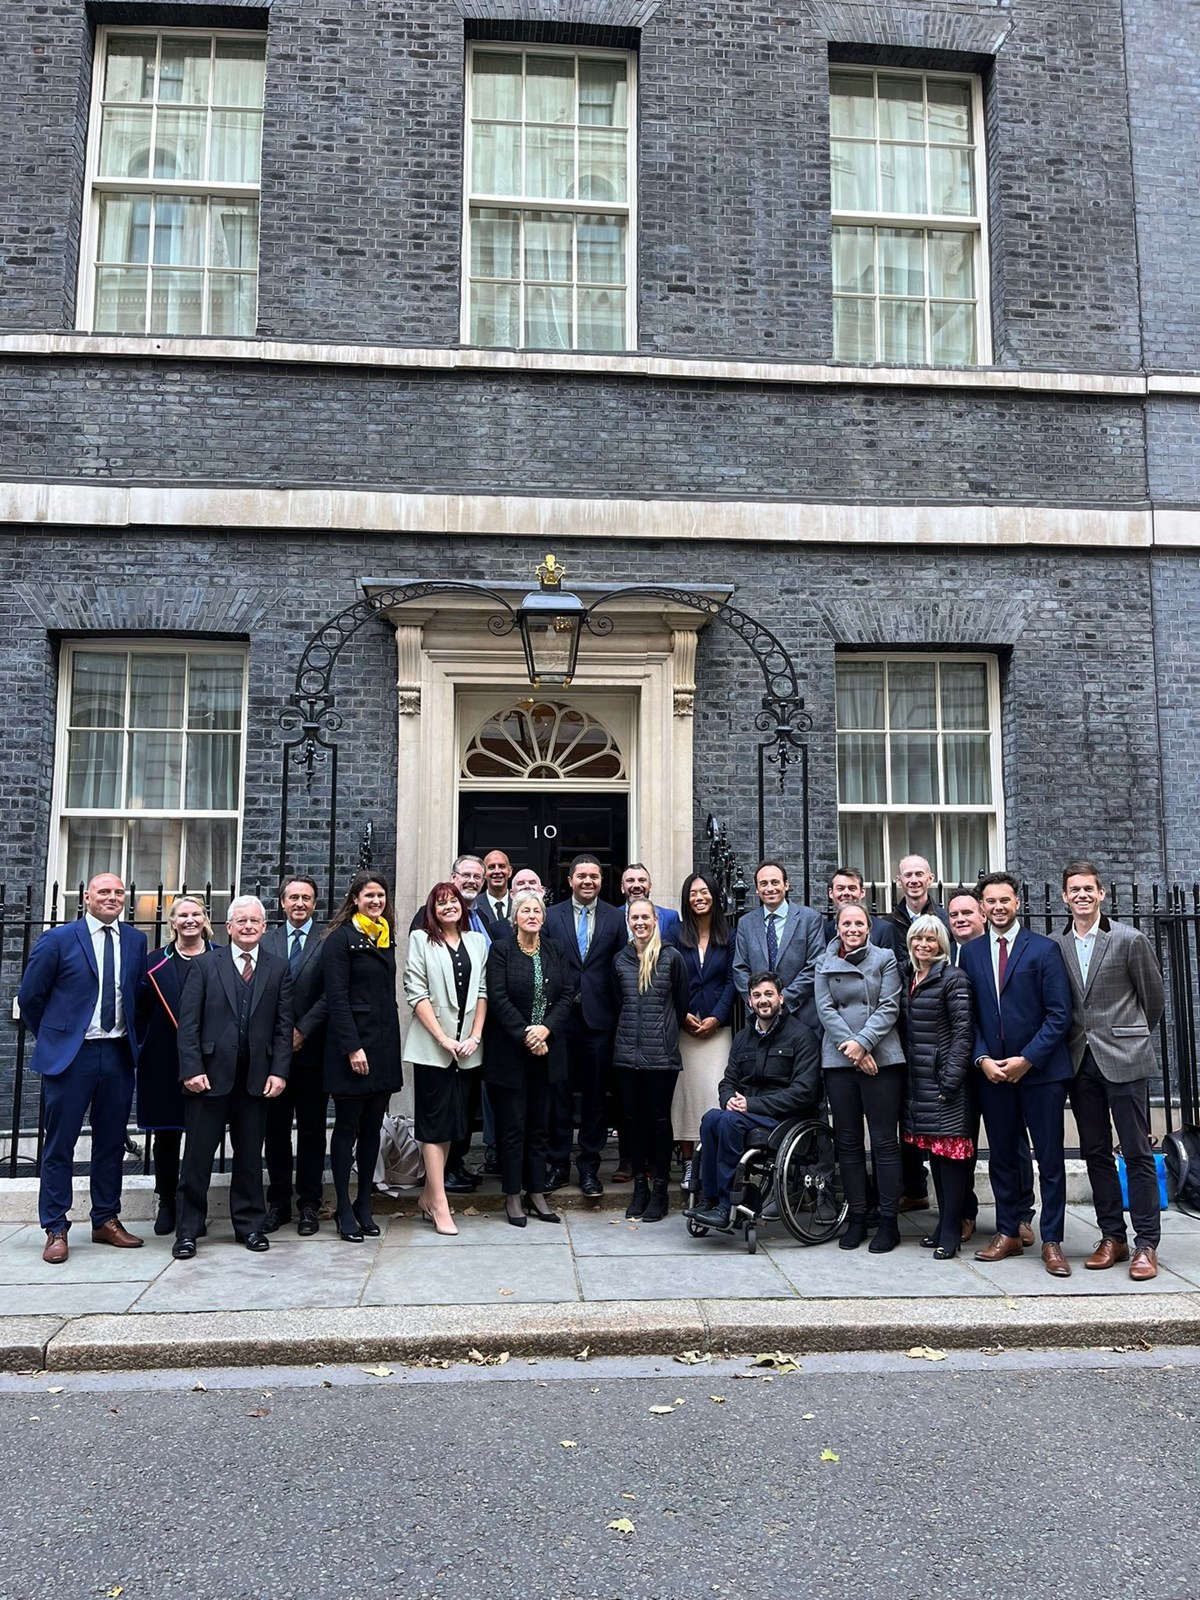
[
  {"x1": 765, "y1": 913, "x2": 779, "y2": 970},
  {"x1": 100, "y1": 925, "x2": 116, "y2": 1032},
  {"x1": 577, "y1": 905, "x2": 589, "y2": 960},
  {"x1": 289, "y1": 928, "x2": 304, "y2": 973}
]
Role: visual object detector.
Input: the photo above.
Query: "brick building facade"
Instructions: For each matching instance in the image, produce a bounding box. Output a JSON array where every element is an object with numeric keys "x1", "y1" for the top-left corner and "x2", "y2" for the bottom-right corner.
[{"x1": 0, "y1": 0, "x2": 1196, "y2": 923}]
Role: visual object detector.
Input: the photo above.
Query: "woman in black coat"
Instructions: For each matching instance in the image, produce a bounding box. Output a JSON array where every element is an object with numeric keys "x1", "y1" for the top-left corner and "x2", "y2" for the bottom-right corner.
[
  {"x1": 901, "y1": 914, "x2": 976, "y2": 1259},
  {"x1": 135, "y1": 896, "x2": 218, "y2": 1236},
  {"x1": 322, "y1": 871, "x2": 403, "y2": 1242},
  {"x1": 612, "y1": 899, "x2": 691, "y2": 1224},
  {"x1": 483, "y1": 891, "x2": 575, "y2": 1227}
]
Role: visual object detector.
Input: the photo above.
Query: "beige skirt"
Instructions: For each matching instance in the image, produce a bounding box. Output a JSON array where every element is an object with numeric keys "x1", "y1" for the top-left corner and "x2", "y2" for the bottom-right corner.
[{"x1": 671, "y1": 1026, "x2": 732, "y2": 1141}]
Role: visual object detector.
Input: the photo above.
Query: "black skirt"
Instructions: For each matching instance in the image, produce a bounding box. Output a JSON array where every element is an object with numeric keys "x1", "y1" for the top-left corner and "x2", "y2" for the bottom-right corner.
[{"x1": 413, "y1": 1061, "x2": 470, "y2": 1144}]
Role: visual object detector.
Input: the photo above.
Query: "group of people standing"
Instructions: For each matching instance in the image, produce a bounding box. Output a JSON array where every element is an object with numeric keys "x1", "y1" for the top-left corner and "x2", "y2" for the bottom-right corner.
[
  {"x1": 688, "y1": 853, "x2": 1167, "y2": 1282},
  {"x1": 19, "y1": 845, "x2": 1168, "y2": 1287}
]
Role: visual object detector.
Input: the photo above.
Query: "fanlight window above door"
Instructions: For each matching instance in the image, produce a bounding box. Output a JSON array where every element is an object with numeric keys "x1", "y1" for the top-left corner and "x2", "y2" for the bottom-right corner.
[{"x1": 462, "y1": 700, "x2": 626, "y2": 781}]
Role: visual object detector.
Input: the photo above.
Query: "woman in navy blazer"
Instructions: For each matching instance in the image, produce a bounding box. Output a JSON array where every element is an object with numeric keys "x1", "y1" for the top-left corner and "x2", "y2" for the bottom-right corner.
[{"x1": 667, "y1": 874, "x2": 736, "y2": 1184}]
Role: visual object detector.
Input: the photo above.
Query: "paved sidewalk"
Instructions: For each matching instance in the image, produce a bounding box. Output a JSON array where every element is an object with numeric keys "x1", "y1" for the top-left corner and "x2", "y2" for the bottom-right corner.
[{"x1": 2, "y1": 1178, "x2": 1197, "y2": 1372}]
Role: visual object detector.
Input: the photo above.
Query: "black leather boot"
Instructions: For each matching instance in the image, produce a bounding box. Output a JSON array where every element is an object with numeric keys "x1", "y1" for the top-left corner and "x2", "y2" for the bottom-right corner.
[
  {"x1": 625, "y1": 1175, "x2": 651, "y2": 1219},
  {"x1": 641, "y1": 1179, "x2": 670, "y2": 1223}
]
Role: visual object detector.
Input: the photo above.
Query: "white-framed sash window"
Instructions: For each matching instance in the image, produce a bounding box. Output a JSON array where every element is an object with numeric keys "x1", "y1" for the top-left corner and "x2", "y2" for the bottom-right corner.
[
  {"x1": 463, "y1": 44, "x2": 636, "y2": 352},
  {"x1": 78, "y1": 27, "x2": 266, "y2": 336},
  {"x1": 836, "y1": 652, "x2": 1003, "y2": 884}
]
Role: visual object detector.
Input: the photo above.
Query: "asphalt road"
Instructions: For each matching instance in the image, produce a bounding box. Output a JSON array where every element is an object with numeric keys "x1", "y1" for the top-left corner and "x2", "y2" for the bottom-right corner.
[{"x1": 4, "y1": 1349, "x2": 1199, "y2": 1600}]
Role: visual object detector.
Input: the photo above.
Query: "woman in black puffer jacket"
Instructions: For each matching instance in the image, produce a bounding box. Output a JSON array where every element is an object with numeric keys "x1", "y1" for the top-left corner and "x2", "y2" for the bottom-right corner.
[
  {"x1": 612, "y1": 899, "x2": 691, "y2": 1224},
  {"x1": 902, "y1": 914, "x2": 976, "y2": 1259}
]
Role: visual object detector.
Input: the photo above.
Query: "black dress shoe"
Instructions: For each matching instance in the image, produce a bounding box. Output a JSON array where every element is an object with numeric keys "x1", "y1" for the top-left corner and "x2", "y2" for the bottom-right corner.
[
  {"x1": 505, "y1": 1209, "x2": 527, "y2": 1228},
  {"x1": 544, "y1": 1166, "x2": 568, "y2": 1193},
  {"x1": 263, "y1": 1204, "x2": 290, "y2": 1234},
  {"x1": 523, "y1": 1193, "x2": 562, "y2": 1224},
  {"x1": 444, "y1": 1169, "x2": 479, "y2": 1194},
  {"x1": 354, "y1": 1202, "x2": 381, "y2": 1238},
  {"x1": 153, "y1": 1202, "x2": 177, "y2": 1237},
  {"x1": 240, "y1": 1232, "x2": 270, "y2": 1252},
  {"x1": 172, "y1": 1237, "x2": 197, "y2": 1259},
  {"x1": 297, "y1": 1205, "x2": 320, "y2": 1236},
  {"x1": 579, "y1": 1172, "x2": 604, "y2": 1198}
]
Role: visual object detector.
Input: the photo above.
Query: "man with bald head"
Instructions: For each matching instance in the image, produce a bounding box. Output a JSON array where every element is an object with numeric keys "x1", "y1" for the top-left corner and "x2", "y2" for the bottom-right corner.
[{"x1": 18, "y1": 873, "x2": 149, "y2": 1263}]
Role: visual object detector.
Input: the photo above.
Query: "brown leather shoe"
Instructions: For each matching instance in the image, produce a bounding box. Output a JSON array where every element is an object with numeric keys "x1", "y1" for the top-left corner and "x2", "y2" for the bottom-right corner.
[
  {"x1": 897, "y1": 1195, "x2": 931, "y2": 1213},
  {"x1": 1129, "y1": 1245, "x2": 1158, "y2": 1281},
  {"x1": 1019, "y1": 1221, "x2": 1035, "y2": 1247},
  {"x1": 1041, "y1": 1242, "x2": 1071, "y2": 1277},
  {"x1": 1084, "y1": 1236, "x2": 1130, "y2": 1271},
  {"x1": 91, "y1": 1218, "x2": 143, "y2": 1248},
  {"x1": 974, "y1": 1232, "x2": 1024, "y2": 1262},
  {"x1": 612, "y1": 1163, "x2": 633, "y2": 1184},
  {"x1": 960, "y1": 1217, "x2": 976, "y2": 1243},
  {"x1": 42, "y1": 1229, "x2": 68, "y2": 1264}
]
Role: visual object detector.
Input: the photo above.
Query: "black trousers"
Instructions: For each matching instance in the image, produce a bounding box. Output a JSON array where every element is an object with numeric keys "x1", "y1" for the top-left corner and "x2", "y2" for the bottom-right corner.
[
  {"x1": 490, "y1": 1061, "x2": 552, "y2": 1195},
  {"x1": 548, "y1": 1019, "x2": 613, "y2": 1175},
  {"x1": 330, "y1": 1090, "x2": 389, "y2": 1212},
  {"x1": 825, "y1": 1065, "x2": 904, "y2": 1219},
  {"x1": 264, "y1": 1046, "x2": 329, "y2": 1208},
  {"x1": 1069, "y1": 1050, "x2": 1160, "y2": 1250},
  {"x1": 177, "y1": 1071, "x2": 269, "y2": 1240},
  {"x1": 616, "y1": 1067, "x2": 679, "y2": 1180}
]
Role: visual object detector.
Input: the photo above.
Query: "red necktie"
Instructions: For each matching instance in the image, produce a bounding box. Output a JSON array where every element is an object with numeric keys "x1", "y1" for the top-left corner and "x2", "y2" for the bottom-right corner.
[
  {"x1": 241, "y1": 953, "x2": 255, "y2": 984},
  {"x1": 997, "y1": 935, "x2": 1008, "y2": 989}
]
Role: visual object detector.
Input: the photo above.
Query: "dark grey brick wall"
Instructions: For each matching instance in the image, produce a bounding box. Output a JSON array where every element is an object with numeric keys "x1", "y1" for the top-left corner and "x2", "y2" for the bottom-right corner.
[
  {"x1": 0, "y1": 528, "x2": 1167, "y2": 906},
  {"x1": 0, "y1": 359, "x2": 1148, "y2": 506},
  {"x1": 1124, "y1": 0, "x2": 1200, "y2": 374},
  {"x1": 1151, "y1": 555, "x2": 1200, "y2": 883},
  {"x1": 1147, "y1": 400, "x2": 1200, "y2": 507},
  {"x1": 0, "y1": 0, "x2": 1148, "y2": 368}
]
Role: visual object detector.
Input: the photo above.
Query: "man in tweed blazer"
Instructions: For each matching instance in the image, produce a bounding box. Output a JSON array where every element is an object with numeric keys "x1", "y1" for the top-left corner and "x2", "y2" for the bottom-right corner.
[{"x1": 1054, "y1": 859, "x2": 1166, "y2": 1281}]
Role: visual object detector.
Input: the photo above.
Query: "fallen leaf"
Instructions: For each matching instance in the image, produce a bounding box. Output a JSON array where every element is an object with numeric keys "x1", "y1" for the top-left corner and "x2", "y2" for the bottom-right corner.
[
  {"x1": 46, "y1": 1387, "x2": 64, "y2": 1395},
  {"x1": 106, "y1": 1589, "x2": 124, "y2": 1598},
  {"x1": 320, "y1": 1380, "x2": 333, "y2": 1388},
  {"x1": 673, "y1": 1398, "x2": 687, "y2": 1406},
  {"x1": 750, "y1": 1351, "x2": 801, "y2": 1374},
  {"x1": 820, "y1": 1449, "x2": 840, "y2": 1463},
  {"x1": 709, "y1": 1395, "x2": 726, "y2": 1404},
  {"x1": 980, "y1": 1346, "x2": 1005, "y2": 1357},
  {"x1": 904, "y1": 1346, "x2": 948, "y2": 1362},
  {"x1": 674, "y1": 1350, "x2": 713, "y2": 1365},
  {"x1": 498, "y1": 1287, "x2": 515, "y2": 1297},
  {"x1": 466, "y1": 1348, "x2": 511, "y2": 1366},
  {"x1": 648, "y1": 1405, "x2": 676, "y2": 1415},
  {"x1": 361, "y1": 1366, "x2": 394, "y2": 1378},
  {"x1": 620, "y1": 1493, "x2": 636, "y2": 1501},
  {"x1": 560, "y1": 1440, "x2": 578, "y2": 1449},
  {"x1": 1003, "y1": 1297, "x2": 1019, "y2": 1311},
  {"x1": 192, "y1": 1382, "x2": 208, "y2": 1393},
  {"x1": 463, "y1": 1206, "x2": 481, "y2": 1216},
  {"x1": 801, "y1": 1412, "x2": 816, "y2": 1420},
  {"x1": 575, "y1": 1346, "x2": 591, "y2": 1362},
  {"x1": 245, "y1": 1406, "x2": 270, "y2": 1418},
  {"x1": 606, "y1": 1518, "x2": 636, "y2": 1535}
]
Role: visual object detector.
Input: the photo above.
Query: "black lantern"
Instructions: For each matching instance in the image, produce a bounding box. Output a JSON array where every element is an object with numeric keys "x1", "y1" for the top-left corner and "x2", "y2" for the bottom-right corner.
[{"x1": 516, "y1": 554, "x2": 586, "y2": 687}]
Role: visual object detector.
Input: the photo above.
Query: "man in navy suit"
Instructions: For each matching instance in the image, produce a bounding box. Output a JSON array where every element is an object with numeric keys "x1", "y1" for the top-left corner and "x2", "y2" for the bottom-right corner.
[
  {"x1": 18, "y1": 873, "x2": 149, "y2": 1263},
  {"x1": 620, "y1": 864, "x2": 681, "y2": 941},
  {"x1": 732, "y1": 860, "x2": 824, "y2": 1035},
  {"x1": 958, "y1": 871, "x2": 1075, "y2": 1276},
  {"x1": 262, "y1": 875, "x2": 329, "y2": 1236},
  {"x1": 544, "y1": 853, "x2": 627, "y2": 1196}
]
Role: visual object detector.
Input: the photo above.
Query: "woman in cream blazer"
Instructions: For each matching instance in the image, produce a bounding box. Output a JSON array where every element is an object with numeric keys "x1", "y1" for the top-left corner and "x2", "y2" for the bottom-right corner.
[{"x1": 403, "y1": 881, "x2": 488, "y2": 1235}]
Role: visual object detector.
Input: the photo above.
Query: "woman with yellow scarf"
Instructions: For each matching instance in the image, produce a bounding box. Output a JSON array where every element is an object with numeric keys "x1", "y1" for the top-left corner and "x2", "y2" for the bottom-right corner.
[{"x1": 322, "y1": 872, "x2": 403, "y2": 1241}]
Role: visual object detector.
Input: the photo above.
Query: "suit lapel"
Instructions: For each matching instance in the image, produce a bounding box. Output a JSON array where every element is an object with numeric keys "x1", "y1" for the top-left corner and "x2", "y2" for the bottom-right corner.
[
  {"x1": 216, "y1": 947, "x2": 240, "y2": 1014},
  {"x1": 999, "y1": 925, "x2": 1029, "y2": 992},
  {"x1": 1082, "y1": 925, "x2": 1110, "y2": 998},
  {"x1": 74, "y1": 918, "x2": 99, "y2": 977},
  {"x1": 1059, "y1": 932, "x2": 1085, "y2": 994},
  {"x1": 249, "y1": 948, "x2": 274, "y2": 1016}
]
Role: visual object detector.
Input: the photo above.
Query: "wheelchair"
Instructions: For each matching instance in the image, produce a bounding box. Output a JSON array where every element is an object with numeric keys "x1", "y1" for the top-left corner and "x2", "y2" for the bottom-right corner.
[{"x1": 684, "y1": 1116, "x2": 847, "y2": 1254}]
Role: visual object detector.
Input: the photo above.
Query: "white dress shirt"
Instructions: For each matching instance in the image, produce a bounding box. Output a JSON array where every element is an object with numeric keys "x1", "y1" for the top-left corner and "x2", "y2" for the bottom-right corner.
[
  {"x1": 83, "y1": 912, "x2": 125, "y2": 1039},
  {"x1": 989, "y1": 920, "x2": 1021, "y2": 997},
  {"x1": 1073, "y1": 916, "x2": 1101, "y2": 988}
]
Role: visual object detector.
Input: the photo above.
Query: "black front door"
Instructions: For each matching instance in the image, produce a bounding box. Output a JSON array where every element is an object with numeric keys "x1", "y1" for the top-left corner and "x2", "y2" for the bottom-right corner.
[{"x1": 457, "y1": 792, "x2": 629, "y2": 905}]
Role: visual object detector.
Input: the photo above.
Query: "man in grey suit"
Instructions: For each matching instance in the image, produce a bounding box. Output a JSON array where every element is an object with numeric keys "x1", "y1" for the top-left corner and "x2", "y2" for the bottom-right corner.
[
  {"x1": 732, "y1": 860, "x2": 824, "y2": 1036},
  {"x1": 262, "y1": 876, "x2": 329, "y2": 1235},
  {"x1": 1054, "y1": 858, "x2": 1166, "y2": 1281}
]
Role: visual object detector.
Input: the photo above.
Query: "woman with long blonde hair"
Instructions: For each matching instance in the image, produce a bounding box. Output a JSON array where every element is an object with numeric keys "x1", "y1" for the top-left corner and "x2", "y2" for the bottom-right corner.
[{"x1": 611, "y1": 899, "x2": 691, "y2": 1222}]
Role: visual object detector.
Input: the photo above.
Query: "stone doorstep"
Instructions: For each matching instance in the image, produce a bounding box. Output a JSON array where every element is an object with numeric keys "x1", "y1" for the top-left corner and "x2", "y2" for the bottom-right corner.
[
  {"x1": 3, "y1": 1292, "x2": 1198, "y2": 1374},
  {"x1": 0, "y1": 1162, "x2": 1098, "y2": 1224}
]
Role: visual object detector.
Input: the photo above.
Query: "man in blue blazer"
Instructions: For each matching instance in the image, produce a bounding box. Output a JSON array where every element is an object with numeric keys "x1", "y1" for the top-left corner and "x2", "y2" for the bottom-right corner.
[
  {"x1": 620, "y1": 864, "x2": 681, "y2": 942},
  {"x1": 544, "y1": 853, "x2": 627, "y2": 1196},
  {"x1": 732, "y1": 860, "x2": 825, "y2": 1035},
  {"x1": 958, "y1": 871, "x2": 1075, "y2": 1276},
  {"x1": 17, "y1": 873, "x2": 148, "y2": 1263}
]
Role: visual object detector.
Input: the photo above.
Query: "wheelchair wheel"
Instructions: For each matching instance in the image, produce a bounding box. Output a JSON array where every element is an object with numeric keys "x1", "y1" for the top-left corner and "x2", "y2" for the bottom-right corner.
[
  {"x1": 686, "y1": 1216, "x2": 709, "y2": 1238},
  {"x1": 775, "y1": 1119, "x2": 847, "y2": 1245},
  {"x1": 744, "y1": 1223, "x2": 757, "y2": 1255}
]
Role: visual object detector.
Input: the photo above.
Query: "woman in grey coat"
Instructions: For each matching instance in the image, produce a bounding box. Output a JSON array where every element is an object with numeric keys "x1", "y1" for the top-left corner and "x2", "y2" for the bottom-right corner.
[{"x1": 815, "y1": 902, "x2": 905, "y2": 1254}]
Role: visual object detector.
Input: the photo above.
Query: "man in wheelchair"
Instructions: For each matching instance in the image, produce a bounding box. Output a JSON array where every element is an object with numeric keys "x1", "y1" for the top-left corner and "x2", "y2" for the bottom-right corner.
[{"x1": 686, "y1": 970, "x2": 823, "y2": 1231}]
